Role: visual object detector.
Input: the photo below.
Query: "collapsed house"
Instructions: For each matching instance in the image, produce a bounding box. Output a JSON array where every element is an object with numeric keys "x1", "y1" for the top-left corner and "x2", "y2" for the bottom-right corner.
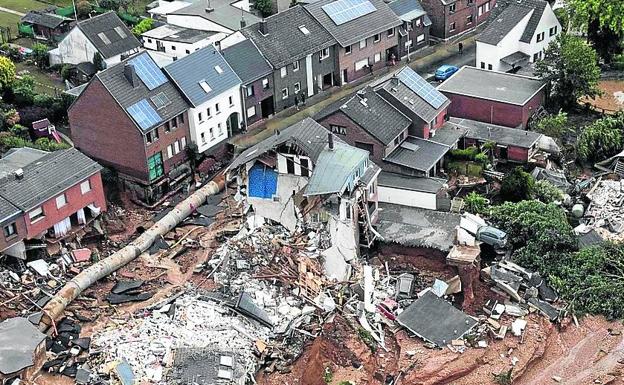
[
  {"x1": 227, "y1": 118, "x2": 381, "y2": 280},
  {"x1": 0, "y1": 317, "x2": 47, "y2": 384}
]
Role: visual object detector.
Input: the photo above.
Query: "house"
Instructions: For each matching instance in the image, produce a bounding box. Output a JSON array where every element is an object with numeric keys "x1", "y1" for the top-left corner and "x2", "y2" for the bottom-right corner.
[
  {"x1": 241, "y1": 6, "x2": 337, "y2": 111},
  {"x1": 0, "y1": 148, "x2": 106, "y2": 260},
  {"x1": 165, "y1": 0, "x2": 260, "y2": 34},
  {"x1": 19, "y1": 10, "x2": 73, "y2": 43},
  {"x1": 148, "y1": 0, "x2": 194, "y2": 20},
  {"x1": 304, "y1": 0, "x2": 402, "y2": 84},
  {"x1": 49, "y1": 12, "x2": 142, "y2": 68},
  {"x1": 377, "y1": 171, "x2": 448, "y2": 210},
  {"x1": 476, "y1": 0, "x2": 561, "y2": 73},
  {"x1": 420, "y1": 0, "x2": 495, "y2": 41},
  {"x1": 437, "y1": 66, "x2": 546, "y2": 128},
  {"x1": 221, "y1": 39, "x2": 275, "y2": 127},
  {"x1": 0, "y1": 317, "x2": 47, "y2": 384},
  {"x1": 142, "y1": 24, "x2": 220, "y2": 60},
  {"x1": 164, "y1": 45, "x2": 242, "y2": 156},
  {"x1": 227, "y1": 118, "x2": 380, "y2": 279},
  {"x1": 69, "y1": 52, "x2": 192, "y2": 203},
  {"x1": 388, "y1": 0, "x2": 432, "y2": 58}
]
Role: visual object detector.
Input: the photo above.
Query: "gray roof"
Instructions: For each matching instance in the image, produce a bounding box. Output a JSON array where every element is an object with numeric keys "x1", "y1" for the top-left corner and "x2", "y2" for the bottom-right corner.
[
  {"x1": 385, "y1": 136, "x2": 449, "y2": 172},
  {"x1": 242, "y1": 6, "x2": 336, "y2": 68},
  {"x1": 377, "y1": 171, "x2": 445, "y2": 193},
  {"x1": 0, "y1": 196, "x2": 19, "y2": 224},
  {"x1": 315, "y1": 87, "x2": 410, "y2": 145},
  {"x1": 21, "y1": 10, "x2": 70, "y2": 29},
  {"x1": 501, "y1": 51, "x2": 530, "y2": 66},
  {"x1": 97, "y1": 51, "x2": 189, "y2": 132},
  {"x1": 519, "y1": 0, "x2": 548, "y2": 43},
  {"x1": 430, "y1": 122, "x2": 465, "y2": 147},
  {"x1": 164, "y1": 45, "x2": 241, "y2": 107},
  {"x1": 449, "y1": 117, "x2": 542, "y2": 148},
  {"x1": 77, "y1": 12, "x2": 141, "y2": 59},
  {"x1": 142, "y1": 25, "x2": 214, "y2": 44},
  {"x1": 0, "y1": 148, "x2": 48, "y2": 180},
  {"x1": 170, "y1": 0, "x2": 261, "y2": 31},
  {"x1": 437, "y1": 66, "x2": 546, "y2": 106},
  {"x1": 378, "y1": 77, "x2": 450, "y2": 124},
  {"x1": 221, "y1": 39, "x2": 273, "y2": 84},
  {"x1": 304, "y1": 0, "x2": 402, "y2": 47},
  {"x1": 388, "y1": 0, "x2": 428, "y2": 22},
  {"x1": 0, "y1": 148, "x2": 102, "y2": 212},
  {"x1": 476, "y1": 5, "x2": 532, "y2": 45},
  {"x1": 0, "y1": 317, "x2": 47, "y2": 375}
]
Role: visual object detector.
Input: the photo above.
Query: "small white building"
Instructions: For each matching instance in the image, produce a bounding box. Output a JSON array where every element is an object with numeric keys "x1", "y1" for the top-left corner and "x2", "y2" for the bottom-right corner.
[
  {"x1": 164, "y1": 45, "x2": 242, "y2": 154},
  {"x1": 164, "y1": 0, "x2": 260, "y2": 34},
  {"x1": 476, "y1": 0, "x2": 561, "y2": 73},
  {"x1": 49, "y1": 11, "x2": 142, "y2": 68},
  {"x1": 141, "y1": 24, "x2": 222, "y2": 60}
]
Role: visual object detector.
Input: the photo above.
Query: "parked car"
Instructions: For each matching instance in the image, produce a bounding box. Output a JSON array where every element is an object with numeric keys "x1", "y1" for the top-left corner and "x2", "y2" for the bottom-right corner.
[
  {"x1": 476, "y1": 226, "x2": 508, "y2": 249},
  {"x1": 435, "y1": 65, "x2": 459, "y2": 81}
]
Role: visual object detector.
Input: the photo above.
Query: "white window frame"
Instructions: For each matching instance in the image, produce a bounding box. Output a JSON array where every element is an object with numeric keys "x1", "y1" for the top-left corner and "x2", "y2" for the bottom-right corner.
[
  {"x1": 416, "y1": 34, "x2": 425, "y2": 43},
  {"x1": 293, "y1": 60, "x2": 300, "y2": 71},
  {"x1": 167, "y1": 145, "x2": 173, "y2": 158},
  {"x1": 218, "y1": 123, "x2": 223, "y2": 135},
  {"x1": 345, "y1": 45, "x2": 352, "y2": 55},
  {"x1": 56, "y1": 194, "x2": 67, "y2": 209},
  {"x1": 355, "y1": 58, "x2": 368, "y2": 71},
  {"x1": 359, "y1": 39, "x2": 367, "y2": 49},
  {"x1": 373, "y1": 33, "x2": 380, "y2": 43},
  {"x1": 29, "y1": 207, "x2": 44, "y2": 222},
  {"x1": 281, "y1": 87, "x2": 289, "y2": 99},
  {"x1": 181, "y1": 137, "x2": 186, "y2": 149},
  {"x1": 280, "y1": 67, "x2": 287, "y2": 78},
  {"x1": 262, "y1": 78, "x2": 269, "y2": 89},
  {"x1": 320, "y1": 47, "x2": 330, "y2": 60},
  {"x1": 80, "y1": 180, "x2": 91, "y2": 194},
  {"x1": 174, "y1": 141, "x2": 180, "y2": 154},
  {"x1": 374, "y1": 52, "x2": 381, "y2": 63},
  {"x1": 387, "y1": 28, "x2": 394, "y2": 37},
  {"x1": 294, "y1": 82, "x2": 301, "y2": 94},
  {"x1": 247, "y1": 105, "x2": 256, "y2": 117}
]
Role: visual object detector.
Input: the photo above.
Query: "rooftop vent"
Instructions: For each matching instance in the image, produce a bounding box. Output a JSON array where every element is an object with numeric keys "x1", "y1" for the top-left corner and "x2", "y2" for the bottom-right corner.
[{"x1": 14, "y1": 168, "x2": 24, "y2": 180}]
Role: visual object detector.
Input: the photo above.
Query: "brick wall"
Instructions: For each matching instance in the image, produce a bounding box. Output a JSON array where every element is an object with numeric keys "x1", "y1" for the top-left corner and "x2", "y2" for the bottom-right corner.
[
  {"x1": 443, "y1": 92, "x2": 540, "y2": 128},
  {"x1": 422, "y1": 0, "x2": 495, "y2": 40},
  {"x1": 145, "y1": 112, "x2": 190, "y2": 177},
  {"x1": 397, "y1": 20, "x2": 430, "y2": 58},
  {"x1": 0, "y1": 215, "x2": 27, "y2": 252},
  {"x1": 337, "y1": 30, "x2": 399, "y2": 84},
  {"x1": 522, "y1": 90, "x2": 545, "y2": 129},
  {"x1": 243, "y1": 77, "x2": 274, "y2": 126}
]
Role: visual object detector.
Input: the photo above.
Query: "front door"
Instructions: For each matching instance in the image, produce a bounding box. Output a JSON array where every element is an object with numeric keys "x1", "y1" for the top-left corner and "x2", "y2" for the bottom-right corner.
[{"x1": 261, "y1": 96, "x2": 274, "y2": 118}]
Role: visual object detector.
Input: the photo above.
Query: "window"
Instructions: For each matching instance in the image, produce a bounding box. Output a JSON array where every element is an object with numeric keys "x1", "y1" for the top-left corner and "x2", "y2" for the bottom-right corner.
[
  {"x1": 171, "y1": 45, "x2": 176, "y2": 50},
  {"x1": 228, "y1": 96, "x2": 233, "y2": 106},
  {"x1": 280, "y1": 67, "x2": 287, "y2": 78},
  {"x1": 147, "y1": 153, "x2": 164, "y2": 181},
  {"x1": 146, "y1": 129, "x2": 159, "y2": 144},
  {"x1": 262, "y1": 78, "x2": 269, "y2": 89},
  {"x1": 549, "y1": 26, "x2": 558, "y2": 36},
  {"x1": 405, "y1": 40, "x2": 413, "y2": 49},
  {"x1": 201, "y1": 132, "x2": 206, "y2": 143},
  {"x1": 449, "y1": 22, "x2": 456, "y2": 32},
  {"x1": 480, "y1": 61, "x2": 485, "y2": 69},
  {"x1": 467, "y1": 0, "x2": 473, "y2": 4},
  {"x1": 387, "y1": 28, "x2": 394, "y2": 37},
  {"x1": 281, "y1": 87, "x2": 289, "y2": 99},
  {"x1": 165, "y1": 121, "x2": 171, "y2": 132},
  {"x1": 293, "y1": 60, "x2": 300, "y2": 71},
  {"x1": 167, "y1": 145, "x2": 173, "y2": 158},
  {"x1": 320, "y1": 47, "x2": 330, "y2": 60},
  {"x1": 56, "y1": 194, "x2": 67, "y2": 209},
  {"x1": 417, "y1": 34, "x2": 425, "y2": 43},
  {"x1": 286, "y1": 156, "x2": 295, "y2": 174},
  {"x1": 449, "y1": 3, "x2": 456, "y2": 13},
  {"x1": 181, "y1": 137, "x2": 186, "y2": 149},
  {"x1": 467, "y1": 14, "x2": 473, "y2": 24},
  {"x1": 536, "y1": 32, "x2": 545, "y2": 42},
  {"x1": 294, "y1": 82, "x2": 301, "y2": 94},
  {"x1": 186, "y1": 49, "x2": 190, "y2": 54},
  {"x1": 218, "y1": 123, "x2": 223, "y2": 135},
  {"x1": 209, "y1": 127, "x2": 215, "y2": 140},
  {"x1": 359, "y1": 39, "x2": 367, "y2": 49},
  {"x1": 533, "y1": 52, "x2": 539, "y2": 61},
  {"x1": 299, "y1": 25, "x2": 310, "y2": 35},
  {"x1": 198, "y1": 112, "x2": 203, "y2": 121},
  {"x1": 300, "y1": 158, "x2": 310, "y2": 177},
  {"x1": 199, "y1": 80, "x2": 212, "y2": 93},
  {"x1": 214, "y1": 65, "x2": 223, "y2": 74},
  {"x1": 355, "y1": 58, "x2": 368, "y2": 71},
  {"x1": 374, "y1": 33, "x2": 380, "y2": 43},
  {"x1": 174, "y1": 141, "x2": 180, "y2": 154},
  {"x1": 330, "y1": 124, "x2": 346, "y2": 135},
  {"x1": 345, "y1": 45, "x2": 352, "y2": 54},
  {"x1": 246, "y1": 85, "x2": 255, "y2": 97},
  {"x1": 487, "y1": 64, "x2": 493, "y2": 70},
  {"x1": 478, "y1": 1, "x2": 490, "y2": 16},
  {"x1": 415, "y1": 18, "x2": 422, "y2": 27},
  {"x1": 3, "y1": 223, "x2": 17, "y2": 238},
  {"x1": 29, "y1": 207, "x2": 44, "y2": 222},
  {"x1": 394, "y1": 136, "x2": 400, "y2": 145},
  {"x1": 80, "y1": 180, "x2": 91, "y2": 194},
  {"x1": 147, "y1": 38, "x2": 152, "y2": 43},
  {"x1": 374, "y1": 52, "x2": 381, "y2": 63},
  {"x1": 247, "y1": 105, "x2": 256, "y2": 117},
  {"x1": 215, "y1": 103, "x2": 220, "y2": 113},
  {"x1": 207, "y1": 107, "x2": 211, "y2": 118},
  {"x1": 178, "y1": 114, "x2": 184, "y2": 124}
]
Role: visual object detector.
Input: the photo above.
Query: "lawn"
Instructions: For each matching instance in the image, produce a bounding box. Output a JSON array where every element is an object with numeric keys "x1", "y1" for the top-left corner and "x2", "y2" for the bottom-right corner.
[
  {"x1": 1, "y1": 0, "x2": 50, "y2": 14},
  {"x1": 15, "y1": 61, "x2": 64, "y2": 96},
  {"x1": 0, "y1": 11, "x2": 21, "y2": 39}
]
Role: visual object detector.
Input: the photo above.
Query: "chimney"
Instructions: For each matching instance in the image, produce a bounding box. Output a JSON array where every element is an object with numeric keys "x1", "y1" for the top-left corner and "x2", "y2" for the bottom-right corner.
[
  {"x1": 328, "y1": 132, "x2": 334, "y2": 150},
  {"x1": 14, "y1": 168, "x2": 24, "y2": 180},
  {"x1": 124, "y1": 63, "x2": 139, "y2": 88},
  {"x1": 205, "y1": 0, "x2": 214, "y2": 12},
  {"x1": 259, "y1": 19, "x2": 267, "y2": 35},
  {"x1": 240, "y1": 15, "x2": 246, "y2": 28}
]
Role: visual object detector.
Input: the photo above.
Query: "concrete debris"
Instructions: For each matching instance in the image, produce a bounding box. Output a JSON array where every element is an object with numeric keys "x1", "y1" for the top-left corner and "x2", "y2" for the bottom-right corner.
[
  {"x1": 585, "y1": 179, "x2": 624, "y2": 241},
  {"x1": 511, "y1": 319, "x2": 527, "y2": 337}
]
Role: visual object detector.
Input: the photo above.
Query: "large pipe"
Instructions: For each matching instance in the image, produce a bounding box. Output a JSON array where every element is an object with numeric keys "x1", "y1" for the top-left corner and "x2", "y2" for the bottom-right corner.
[{"x1": 38, "y1": 175, "x2": 225, "y2": 331}]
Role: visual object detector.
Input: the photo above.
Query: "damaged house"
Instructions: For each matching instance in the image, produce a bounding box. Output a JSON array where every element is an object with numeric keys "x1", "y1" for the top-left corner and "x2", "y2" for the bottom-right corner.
[{"x1": 227, "y1": 118, "x2": 381, "y2": 279}]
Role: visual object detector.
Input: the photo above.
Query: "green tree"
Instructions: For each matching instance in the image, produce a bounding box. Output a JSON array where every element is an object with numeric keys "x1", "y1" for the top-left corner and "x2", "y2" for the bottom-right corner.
[
  {"x1": 500, "y1": 167, "x2": 534, "y2": 202},
  {"x1": 93, "y1": 52, "x2": 104, "y2": 71},
  {"x1": 132, "y1": 18, "x2": 155, "y2": 36},
  {"x1": 11, "y1": 75, "x2": 36, "y2": 106},
  {"x1": 60, "y1": 64, "x2": 72, "y2": 81},
  {"x1": 533, "y1": 180, "x2": 564, "y2": 204},
  {"x1": 534, "y1": 110, "x2": 568, "y2": 139},
  {"x1": 587, "y1": 19, "x2": 623, "y2": 64},
  {"x1": 76, "y1": 0, "x2": 93, "y2": 18},
  {"x1": 8, "y1": 124, "x2": 29, "y2": 140},
  {"x1": 577, "y1": 113, "x2": 624, "y2": 162},
  {"x1": 554, "y1": 7, "x2": 570, "y2": 33},
  {"x1": 566, "y1": 0, "x2": 624, "y2": 32},
  {"x1": 464, "y1": 191, "x2": 489, "y2": 214},
  {"x1": 30, "y1": 43, "x2": 49, "y2": 68},
  {"x1": 254, "y1": 0, "x2": 273, "y2": 17},
  {"x1": 33, "y1": 137, "x2": 70, "y2": 151},
  {"x1": 0, "y1": 56, "x2": 16, "y2": 90},
  {"x1": 535, "y1": 34, "x2": 601, "y2": 110}
]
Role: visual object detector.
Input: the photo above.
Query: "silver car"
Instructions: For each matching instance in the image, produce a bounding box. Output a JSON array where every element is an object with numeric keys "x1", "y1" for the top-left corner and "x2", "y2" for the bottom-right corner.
[{"x1": 476, "y1": 226, "x2": 508, "y2": 249}]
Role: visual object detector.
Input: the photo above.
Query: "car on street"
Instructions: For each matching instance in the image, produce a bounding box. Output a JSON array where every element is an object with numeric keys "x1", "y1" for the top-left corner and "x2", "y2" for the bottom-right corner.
[{"x1": 435, "y1": 65, "x2": 459, "y2": 81}]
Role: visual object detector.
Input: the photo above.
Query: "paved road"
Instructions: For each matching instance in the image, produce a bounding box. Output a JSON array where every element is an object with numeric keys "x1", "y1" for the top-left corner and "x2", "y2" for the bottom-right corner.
[{"x1": 0, "y1": 6, "x2": 26, "y2": 16}]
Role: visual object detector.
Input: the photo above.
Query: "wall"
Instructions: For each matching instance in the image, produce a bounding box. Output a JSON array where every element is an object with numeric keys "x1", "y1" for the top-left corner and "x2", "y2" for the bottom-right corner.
[
  {"x1": 464, "y1": 137, "x2": 529, "y2": 162},
  {"x1": 397, "y1": 19, "x2": 430, "y2": 58},
  {"x1": 521, "y1": 89, "x2": 545, "y2": 128},
  {"x1": 242, "y1": 76, "x2": 274, "y2": 126},
  {"x1": 525, "y1": 4, "x2": 561, "y2": 62},
  {"x1": 475, "y1": 11, "x2": 531, "y2": 72},
  {"x1": 166, "y1": 14, "x2": 234, "y2": 34},
  {"x1": 142, "y1": 35, "x2": 221, "y2": 59},
  {"x1": 145, "y1": 112, "x2": 191, "y2": 176},
  {"x1": 24, "y1": 172, "x2": 107, "y2": 238},
  {"x1": 0, "y1": 215, "x2": 27, "y2": 253},
  {"x1": 337, "y1": 30, "x2": 398, "y2": 84},
  {"x1": 51, "y1": 27, "x2": 98, "y2": 65},
  {"x1": 377, "y1": 185, "x2": 437, "y2": 209},
  {"x1": 423, "y1": 0, "x2": 494, "y2": 40}
]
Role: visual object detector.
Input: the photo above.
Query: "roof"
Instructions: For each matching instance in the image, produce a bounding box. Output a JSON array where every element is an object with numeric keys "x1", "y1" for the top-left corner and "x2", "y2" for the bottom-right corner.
[
  {"x1": 242, "y1": 6, "x2": 336, "y2": 68},
  {"x1": 500, "y1": 51, "x2": 530, "y2": 66},
  {"x1": 430, "y1": 122, "x2": 465, "y2": 147},
  {"x1": 396, "y1": 290, "x2": 478, "y2": 346},
  {"x1": 304, "y1": 142, "x2": 369, "y2": 196},
  {"x1": 449, "y1": 117, "x2": 542, "y2": 148},
  {"x1": 76, "y1": 61, "x2": 97, "y2": 76},
  {"x1": 148, "y1": 0, "x2": 191, "y2": 15},
  {"x1": 384, "y1": 136, "x2": 450, "y2": 172},
  {"x1": 229, "y1": 118, "x2": 340, "y2": 171},
  {"x1": 96, "y1": 51, "x2": 188, "y2": 132},
  {"x1": 0, "y1": 196, "x2": 19, "y2": 224},
  {"x1": 164, "y1": 45, "x2": 241, "y2": 107},
  {"x1": 64, "y1": 82, "x2": 88, "y2": 97},
  {"x1": 170, "y1": 0, "x2": 261, "y2": 32},
  {"x1": 315, "y1": 87, "x2": 410, "y2": 145},
  {"x1": 32, "y1": 118, "x2": 52, "y2": 130},
  {"x1": 142, "y1": 24, "x2": 214, "y2": 43},
  {"x1": 377, "y1": 171, "x2": 445, "y2": 193},
  {"x1": 77, "y1": 12, "x2": 141, "y2": 59},
  {"x1": 476, "y1": 5, "x2": 533, "y2": 45},
  {"x1": 0, "y1": 147, "x2": 48, "y2": 179},
  {"x1": 221, "y1": 39, "x2": 273, "y2": 84},
  {"x1": 437, "y1": 66, "x2": 546, "y2": 106},
  {"x1": 304, "y1": 0, "x2": 402, "y2": 47},
  {"x1": 0, "y1": 317, "x2": 47, "y2": 375},
  {"x1": 21, "y1": 10, "x2": 69, "y2": 29},
  {"x1": 0, "y1": 148, "x2": 102, "y2": 212},
  {"x1": 388, "y1": 0, "x2": 428, "y2": 22}
]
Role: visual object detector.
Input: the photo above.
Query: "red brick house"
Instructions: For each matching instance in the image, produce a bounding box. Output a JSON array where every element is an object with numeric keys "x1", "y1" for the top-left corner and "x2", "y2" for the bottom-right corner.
[
  {"x1": 437, "y1": 66, "x2": 546, "y2": 128},
  {"x1": 69, "y1": 52, "x2": 192, "y2": 203},
  {"x1": 420, "y1": 0, "x2": 495, "y2": 41},
  {"x1": 0, "y1": 148, "x2": 106, "y2": 260}
]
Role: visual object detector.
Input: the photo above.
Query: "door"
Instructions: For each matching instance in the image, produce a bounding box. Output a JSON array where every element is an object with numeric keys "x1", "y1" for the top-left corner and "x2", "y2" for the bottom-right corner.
[
  {"x1": 498, "y1": 146, "x2": 508, "y2": 160},
  {"x1": 261, "y1": 96, "x2": 274, "y2": 118},
  {"x1": 342, "y1": 69, "x2": 348, "y2": 85}
]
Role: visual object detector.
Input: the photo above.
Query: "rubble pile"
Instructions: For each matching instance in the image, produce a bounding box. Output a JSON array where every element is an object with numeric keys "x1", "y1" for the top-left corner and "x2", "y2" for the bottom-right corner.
[{"x1": 585, "y1": 179, "x2": 624, "y2": 239}]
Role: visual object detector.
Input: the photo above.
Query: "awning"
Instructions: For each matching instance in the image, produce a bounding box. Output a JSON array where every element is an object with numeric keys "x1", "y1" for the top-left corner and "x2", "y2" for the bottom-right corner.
[{"x1": 501, "y1": 51, "x2": 530, "y2": 67}]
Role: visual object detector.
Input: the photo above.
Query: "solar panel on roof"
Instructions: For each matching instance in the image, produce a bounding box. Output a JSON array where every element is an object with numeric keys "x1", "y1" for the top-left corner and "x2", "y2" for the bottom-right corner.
[
  {"x1": 126, "y1": 99, "x2": 162, "y2": 130},
  {"x1": 129, "y1": 54, "x2": 167, "y2": 90},
  {"x1": 322, "y1": 0, "x2": 376, "y2": 25},
  {"x1": 397, "y1": 68, "x2": 448, "y2": 109}
]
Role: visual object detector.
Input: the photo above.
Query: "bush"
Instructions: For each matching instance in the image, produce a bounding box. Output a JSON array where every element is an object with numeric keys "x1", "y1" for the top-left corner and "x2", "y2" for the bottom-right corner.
[
  {"x1": 500, "y1": 167, "x2": 535, "y2": 202},
  {"x1": 533, "y1": 180, "x2": 564, "y2": 203},
  {"x1": 0, "y1": 133, "x2": 69, "y2": 152},
  {"x1": 11, "y1": 76, "x2": 36, "y2": 106},
  {"x1": 30, "y1": 43, "x2": 49, "y2": 68},
  {"x1": 60, "y1": 64, "x2": 72, "y2": 81},
  {"x1": 464, "y1": 191, "x2": 489, "y2": 214},
  {"x1": 33, "y1": 137, "x2": 70, "y2": 151},
  {"x1": 577, "y1": 113, "x2": 624, "y2": 162},
  {"x1": 8, "y1": 124, "x2": 29, "y2": 140},
  {"x1": 132, "y1": 18, "x2": 154, "y2": 36},
  {"x1": 450, "y1": 146, "x2": 479, "y2": 160},
  {"x1": 534, "y1": 110, "x2": 569, "y2": 139}
]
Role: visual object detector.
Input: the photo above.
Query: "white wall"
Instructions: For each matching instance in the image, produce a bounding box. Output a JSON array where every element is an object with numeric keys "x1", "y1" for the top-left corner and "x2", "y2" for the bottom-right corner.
[
  {"x1": 378, "y1": 186, "x2": 437, "y2": 210},
  {"x1": 524, "y1": 4, "x2": 561, "y2": 62},
  {"x1": 142, "y1": 34, "x2": 223, "y2": 59},
  {"x1": 219, "y1": 31, "x2": 246, "y2": 49},
  {"x1": 51, "y1": 27, "x2": 98, "y2": 65},
  {"x1": 476, "y1": 11, "x2": 532, "y2": 72},
  {"x1": 277, "y1": 154, "x2": 312, "y2": 175},
  {"x1": 167, "y1": 14, "x2": 234, "y2": 34}
]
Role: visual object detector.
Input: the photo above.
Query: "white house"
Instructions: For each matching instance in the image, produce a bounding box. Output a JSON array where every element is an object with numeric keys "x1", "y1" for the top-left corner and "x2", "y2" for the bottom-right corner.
[
  {"x1": 475, "y1": 0, "x2": 561, "y2": 73},
  {"x1": 164, "y1": 0, "x2": 260, "y2": 34},
  {"x1": 141, "y1": 24, "x2": 223, "y2": 60},
  {"x1": 164, "y1": 45, "x2": 243, "y2": 154},
  {"x1": 49, "y1": 11, "x2": 142, "y2": 68}
]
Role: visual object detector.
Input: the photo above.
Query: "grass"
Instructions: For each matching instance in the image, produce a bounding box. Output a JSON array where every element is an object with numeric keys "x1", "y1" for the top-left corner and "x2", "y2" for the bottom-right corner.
[
  {"x1": 15, "y1": 61, "x2": 63, "y2": 96},
  {"x1": 1, "y1": 0, "x2": 50, "y2": 14},
  {"x1": 448, "y1": 160, "x2": 483, "y2": 177},
  {"x1": 0, "y1": 12, "x2": 21, "y2": 39}
]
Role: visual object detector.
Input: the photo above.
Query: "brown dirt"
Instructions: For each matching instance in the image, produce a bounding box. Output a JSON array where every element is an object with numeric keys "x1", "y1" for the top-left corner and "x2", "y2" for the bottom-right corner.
[{"x1": 582, "y1": 80, "x2": 624, "y2": 113}]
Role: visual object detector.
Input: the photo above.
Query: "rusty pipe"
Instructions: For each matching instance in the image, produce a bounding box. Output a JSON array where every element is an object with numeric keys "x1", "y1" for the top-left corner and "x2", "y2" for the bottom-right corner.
[{"x1": 38, "y1": 175, "x2": 225, "y2": 331}]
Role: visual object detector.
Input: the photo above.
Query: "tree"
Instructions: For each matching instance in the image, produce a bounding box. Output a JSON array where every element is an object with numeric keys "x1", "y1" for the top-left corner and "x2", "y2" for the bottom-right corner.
[
  {"x1": 100, "y1": 0, "x2": 121, "y2": 11},
  {"x1": 254, "y1": 0, "x2": 273, "y2": 17},
  {"x1": 533, "y1": 180, "x2": 564, "y2": 204},
  {"x1": 500, "y1": 167, "x2": 534, "y2": 202},
  {"x1": 93, "y1": 52, "x2": 104, "y2": 71},
  {"x1": 534, "y1": 110, "x2": 569, "y2": 139},
  {"x1": 464, "y1": 191, "x2": 489, "y2": 215},
  {"x1": 30, "y1": 43, "x2": 49, "y2": 68},
  {"x1": 132, "y1": 18, "x2": 155, "y2": 36},
  {"x1": 587, "y1": 19, "x2": 623, "y2": 64},
  {"x1": 76, "y1": 0, "x2": 93, "y2": 18},
  {"x1": 554, "y1": 7, "x2": 570, "y2": 33},
  {"x1": 535, "y1": 34, "x2": 601, "y2": 110},
  {"x1": 0, "y1": 56, "x2": 16, "y2": 90},
  {"x1": 566, "y1": 0, "x2": 624, "y2": 33},
  {"x1": 11, "y1": 76, "x2": 36, "y2": 107},
  {"x1": 577, "y1": 113, "x2": 624, "y2": 162}
]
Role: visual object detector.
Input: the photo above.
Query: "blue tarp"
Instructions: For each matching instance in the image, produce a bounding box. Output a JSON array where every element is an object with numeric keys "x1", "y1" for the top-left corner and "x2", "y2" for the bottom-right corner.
[{"x1": 249, "y1": 163, "x2": 277, "y2": 199}]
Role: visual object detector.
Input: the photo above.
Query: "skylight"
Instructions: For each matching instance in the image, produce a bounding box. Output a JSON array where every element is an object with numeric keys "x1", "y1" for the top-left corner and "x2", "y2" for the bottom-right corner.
[
  {"x1": 214, "y1": 65, "x2": 224, "y2": 74},
  {"x1": 199, "y1": 80, "x2": 212, "y2": 93},
  {"x1": 98, "y1": 32, "x2": 111, "y2": 45},
  {"x1": 299, "y1": 25, "x2": 310, "y2": 35},
  {"x1": 114, "y1": 26, "x2": 127, "y2": 38}
]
